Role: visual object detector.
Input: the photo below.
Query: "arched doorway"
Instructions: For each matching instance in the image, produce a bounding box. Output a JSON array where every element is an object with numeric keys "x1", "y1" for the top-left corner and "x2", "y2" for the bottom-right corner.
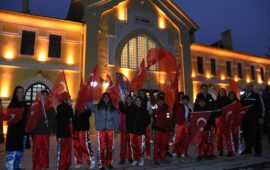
[{"x1": 25, "y1": 83, "x2": 50, "y2": 104}]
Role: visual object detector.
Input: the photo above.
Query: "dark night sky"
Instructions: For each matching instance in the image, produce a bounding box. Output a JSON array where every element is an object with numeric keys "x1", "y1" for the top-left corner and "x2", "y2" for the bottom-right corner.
[{"x1": 0, "y1": 0, "x2": 270, "y2": 57}]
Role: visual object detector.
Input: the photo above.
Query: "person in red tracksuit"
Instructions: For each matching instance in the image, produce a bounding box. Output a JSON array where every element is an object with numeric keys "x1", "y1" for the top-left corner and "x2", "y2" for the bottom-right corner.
[
  {"x1": 172, "y1": 95, "x2": 192, "y2": 158},
  {"x1": 56, "y1": 92, "x2": 73, "y2": 170},
  {"x1": 31, "y1": 90, "x2": 52, "y2": 170},
  {"x1": 129, "y1": 96, "x2": 150, "y2": 166},
  {"x1": 152, "y1": 96, "x2": 171, "y2": 164},
  {"x1": 215, "y1": 88, "x2": 230, "y2": 157},
  {"x1": 72, "y1": 109, "x2": 95, "y2": 169},
  {"x1": 118, "y1": 95, "x2": 134, "y2": 164},
  {"x1": 194, "y1": 97, "x2": 219, "y2": 161},
  {"x1": 86, "y1": 93, "x2": 119, "y2": 170}
]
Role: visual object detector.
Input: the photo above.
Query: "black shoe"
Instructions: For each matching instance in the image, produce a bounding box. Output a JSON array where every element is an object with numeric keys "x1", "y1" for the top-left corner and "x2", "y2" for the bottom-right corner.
[
  {"x1": 108, "y1": 165, "x2": 114, "y2": 169},
  {"x1": 197, "y1": 156, "x2": 202, "y2": 161},
  {"x1": 206, "y1": 154, "x2": 216, "y2": 160},
  {"x1": 119, "y1": 159, "x2": 125, "y2": 164},
  {"x1": 161, "y1": 160, "x2": 170, "y2": 164},
  {"x1": 154, "y1": 161, "x2": 159, "y2": 165},
  {"x1": 128, "y1": 158, "x2": 133, "y2": 163},
  {"x1": 166, "y1": 152, "x2": 173, "y2": 157},
  {"x1": 99, "y1": 167, "x2": 106, "y2": 170},
  {"x1": 227, "y1": 152, "x2": 234, "y2": 157},
  {"x1": 219, "y1": 151, "x2": 224, "y2": 156}
]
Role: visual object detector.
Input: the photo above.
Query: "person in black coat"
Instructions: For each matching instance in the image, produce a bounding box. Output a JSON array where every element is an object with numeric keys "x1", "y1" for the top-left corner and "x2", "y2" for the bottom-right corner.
[
  {"x1": 56, "y1": 92, "x2": 73, "y2": 170},
  {"x1": 129, "y1": 96, "x2": 150, "y2": 166},
  {"x1": 118, "y1": 95, "x2": 134, "y2": 164},
  {"x1": 194, "y1": 84, "x2": 215, "y2": 110},
  {"x1": 240, "y1": 83, "x2": 264, "y2": 156},
  {"x1": 6, "y1": 86, "x2": 29, "y2": 170}
]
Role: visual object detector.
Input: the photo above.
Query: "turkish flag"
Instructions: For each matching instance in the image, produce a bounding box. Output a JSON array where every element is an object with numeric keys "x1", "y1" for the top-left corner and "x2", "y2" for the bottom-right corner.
[
  {"x1": 129, "y1": 59, "x2": 147, "y2": 92},
  {"x1": 46, "y1": 71, "x2": 69, "y2": 110},
  {"x1": 190, "y1": 111, "x2": 211, "y2": 144},
  {"x1": 232, "y1": 104, "x2": 252, "y2": 128},
  {"x1": 4, "y1": 108, "x2": 24, "y2": 125},
  {"x1": 221, "y1": 101, "x2": 242, "y2": 136},
  {"x1": 146, "y1": 48, "x2": 165, "y2": 69},
  {"x1": 75, "y1": 65, "x2": 102, "y2": 115},
  {"x1": 25, "y1": 93, "x2": 46, "y2": 133},
  {"x1": 230, "y1": 80, "x2": 240, "y2": 100},
  {"x1": 116, "y1": 72, "x2": 130, "y2": 102},
  {"x1": 105, "y1": 74, "x2": 119, "y2": 107}
]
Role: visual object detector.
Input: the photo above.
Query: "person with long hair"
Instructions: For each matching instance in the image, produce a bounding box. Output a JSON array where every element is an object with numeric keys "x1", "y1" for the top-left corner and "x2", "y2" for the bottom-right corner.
[
  {"x1": 129, "y1": 96, "x2": 150, "y2": 166},
  {"x1": 86, "y1": 92, "x2": 119, "y2": 170},
  {"x1": 6, "y1": 86, "x2": 29, "y2": 170},
  {"x1": 118, "y1": 95, "x2": 133, "y2": 164},
  {"x1": 215, "y1": 88, "x2": 229, "y2": 156}
]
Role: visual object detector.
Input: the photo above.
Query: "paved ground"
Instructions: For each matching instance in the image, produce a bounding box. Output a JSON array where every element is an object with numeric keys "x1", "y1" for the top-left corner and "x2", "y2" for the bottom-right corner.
[{"x1": 0, "y1": 134, "x2": 270, "y2": 170}]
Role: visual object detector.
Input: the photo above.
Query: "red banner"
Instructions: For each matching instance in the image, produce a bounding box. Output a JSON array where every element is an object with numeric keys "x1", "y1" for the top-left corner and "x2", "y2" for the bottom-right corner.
[
  {"x1": 129, "y1": 59, "x2": 147, "y2": 92},
  {"x1": 231, "y1": 105, "x2": 252, "y2": 128}
]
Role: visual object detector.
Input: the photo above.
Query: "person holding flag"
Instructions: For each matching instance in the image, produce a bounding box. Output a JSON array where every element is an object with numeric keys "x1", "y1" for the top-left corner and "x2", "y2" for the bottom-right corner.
[
  {"x1": 29, "y1": 90, "x2": 53, "y2": 170},
  {"x1": 72, "y1": 109, "x2": 95, "y2": 169},
  {"x1": 215, "y1": 88, "x2": 229, "y2": 156},
  {"x1": 240, "y1": 83, "x2": 264, "y2": 156},
  {"x1": 86, "y1": 93, "x2": 119, "y2": 170},
  {"x1": 172, "y1": 95, "x2": 192, "y2": 159},
  {"x1": 56, "y1": 92, "x2": 73, "y2": 170},
  {"x1": 6, "y1": 86, "x2": 29, "y2": 170}
]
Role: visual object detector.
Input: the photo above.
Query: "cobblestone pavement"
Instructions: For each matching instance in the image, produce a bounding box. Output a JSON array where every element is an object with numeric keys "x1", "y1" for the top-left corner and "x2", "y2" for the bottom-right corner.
[{"x1": 0, "y1": 135, "x2": 270, "y2": 170}]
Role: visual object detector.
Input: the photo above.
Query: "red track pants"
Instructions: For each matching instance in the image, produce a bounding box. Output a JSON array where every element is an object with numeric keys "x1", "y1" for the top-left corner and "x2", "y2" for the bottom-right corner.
[
  {"x1": 120, "y1": 131, "x2": 131, "y2": 160},
  {"x1": 153, "y1": 131, "x2": 168, "y2": 161},
  {"x1": 73, "y1": 131, "x2": 95, "y2": 167},
  {"x1": 130, "y1": 134, "x2": 145, "y2": 161},
  {"x1": 197, "y1": 129, "x2": 214, "y2": 157},
  {"x1": 173, "y1": 123, "x2": 189, "y2": 155},
  {"x1": 56, "y1": 138, "x2": 72, "y2": 170},
  {"x1": 145, "y1": 127, "x2": 151, "y2": 157},
  {"x1": 32, "y1": 135, "x2": 49, "y2": 170},
  {"x1": 216, "y1": 118, "x2": 234, "y2": 153},
  {"x1": 97, "y1": 130, "x2": 114, "y2": 168}
]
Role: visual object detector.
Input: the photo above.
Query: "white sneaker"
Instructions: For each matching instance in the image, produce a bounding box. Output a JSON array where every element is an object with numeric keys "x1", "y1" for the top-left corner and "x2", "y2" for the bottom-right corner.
[
  {"x1": 75, "y1": 164, "x2": 83, "y2": 169},
  {"x1": 181, "y1": 154, "x2": 185, "y2": 158},
  {"x1": 132, "y1": 161, "x2": 138, "y2": 166},
  {"x1": 138, "y1": 160, "x2": 144, "y2": 166},
  {"x1": 89, "y1": 161, "x2": 95, "y2": 169}
]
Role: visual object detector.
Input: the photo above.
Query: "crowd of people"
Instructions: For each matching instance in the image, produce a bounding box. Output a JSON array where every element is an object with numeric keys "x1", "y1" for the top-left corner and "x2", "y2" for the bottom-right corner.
[{"x1": 0, "y1": 83, "x2": 270, "y2": 170}]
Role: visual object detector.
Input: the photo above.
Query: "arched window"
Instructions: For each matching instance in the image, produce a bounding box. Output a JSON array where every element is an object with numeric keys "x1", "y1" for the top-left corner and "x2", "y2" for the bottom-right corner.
[
  {"x1": 25, "y1": 83, "x2": 50, "y2": 103},
  {"x1": 121, "y1": 35, "x2": 159, "y2": 71}
]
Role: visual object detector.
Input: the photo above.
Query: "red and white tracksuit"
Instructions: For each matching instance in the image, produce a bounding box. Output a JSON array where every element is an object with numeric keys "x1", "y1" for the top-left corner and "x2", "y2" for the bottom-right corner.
[
  {"x1": 97, "y1": 130, "x2": 114, "y2": 168},
  {"x1": 73, "y1": 131, "x2": 95, "y2": 167},
  {"x1": 57, "y1": 138, "x2": 72, "y2": 170},
  {"x1": 32, "y1": 135, "x2": 49, "y2": 170},
  {"x1": 197, "y1": 127, "x2": 215, "y2": 157},
  {"x1": 130, "y1": 134, "x2": 145, "y2": 161},
  {"x1": 152, "y1": 105, "x2": 171, "y2": 161},
  {"x1": 120, "y1": 131, "x2": 131, "y2": 160},
  {"x1": 173, "y1": 103, "x2": 191, "y2": 155}
]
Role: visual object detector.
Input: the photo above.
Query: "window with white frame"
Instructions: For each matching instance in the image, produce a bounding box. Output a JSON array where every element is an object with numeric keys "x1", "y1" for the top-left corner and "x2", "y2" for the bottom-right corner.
[
  {"x1": 121, "y1": 35, "x2": 158, "y2": 71},
  {"x1": 25, "y1": 83, "x2": 50, "y2": 104}
]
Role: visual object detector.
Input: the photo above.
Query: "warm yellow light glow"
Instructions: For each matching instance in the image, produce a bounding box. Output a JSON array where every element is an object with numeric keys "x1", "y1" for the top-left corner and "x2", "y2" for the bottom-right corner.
[
  {"x1": 268, "y1": 80, "x2": 270, "y2": 85},
  {"x1": 158, "y1": 16, "x2": 166, "y2": 29},
  {"x1": 206, "y1": 73, "x2": 211, "y2": 79},
  {"x1": 1, "y1": 82, "x2": 9, "y2": 98},
  {"x1": 67, "y1": 55, "x2": 74, "y2": 65},
  {"x1": 117, "y1": 2, "x2": 127, "y2": 21},
  {"x1": 221, "y1": 75, "x2": 226, "y2": 80},
  {"x1": 38, "y1": 52, "x2": 47, "y2": 62},
  {"x1": 246, "y1": 77, "x2": 251, "y2": 83},
  {"x1": 258, "y1": 79, "x2": 263, "y2": 84},
  {"x1": 3, "y1": 123, "x2": 8, "y2": 135},
  {"x1": 191, "y1": 43, "x2": 270, "y2": 65},
  {"x1": 192, "y1": 73, "x2": 196, "y2": 78},
  {"x1": 234, "y1": 76, "x2": 239, "y2": 82},
  {"x1": 4, "y1": 50, "x2": 14, "y2": 59}
]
